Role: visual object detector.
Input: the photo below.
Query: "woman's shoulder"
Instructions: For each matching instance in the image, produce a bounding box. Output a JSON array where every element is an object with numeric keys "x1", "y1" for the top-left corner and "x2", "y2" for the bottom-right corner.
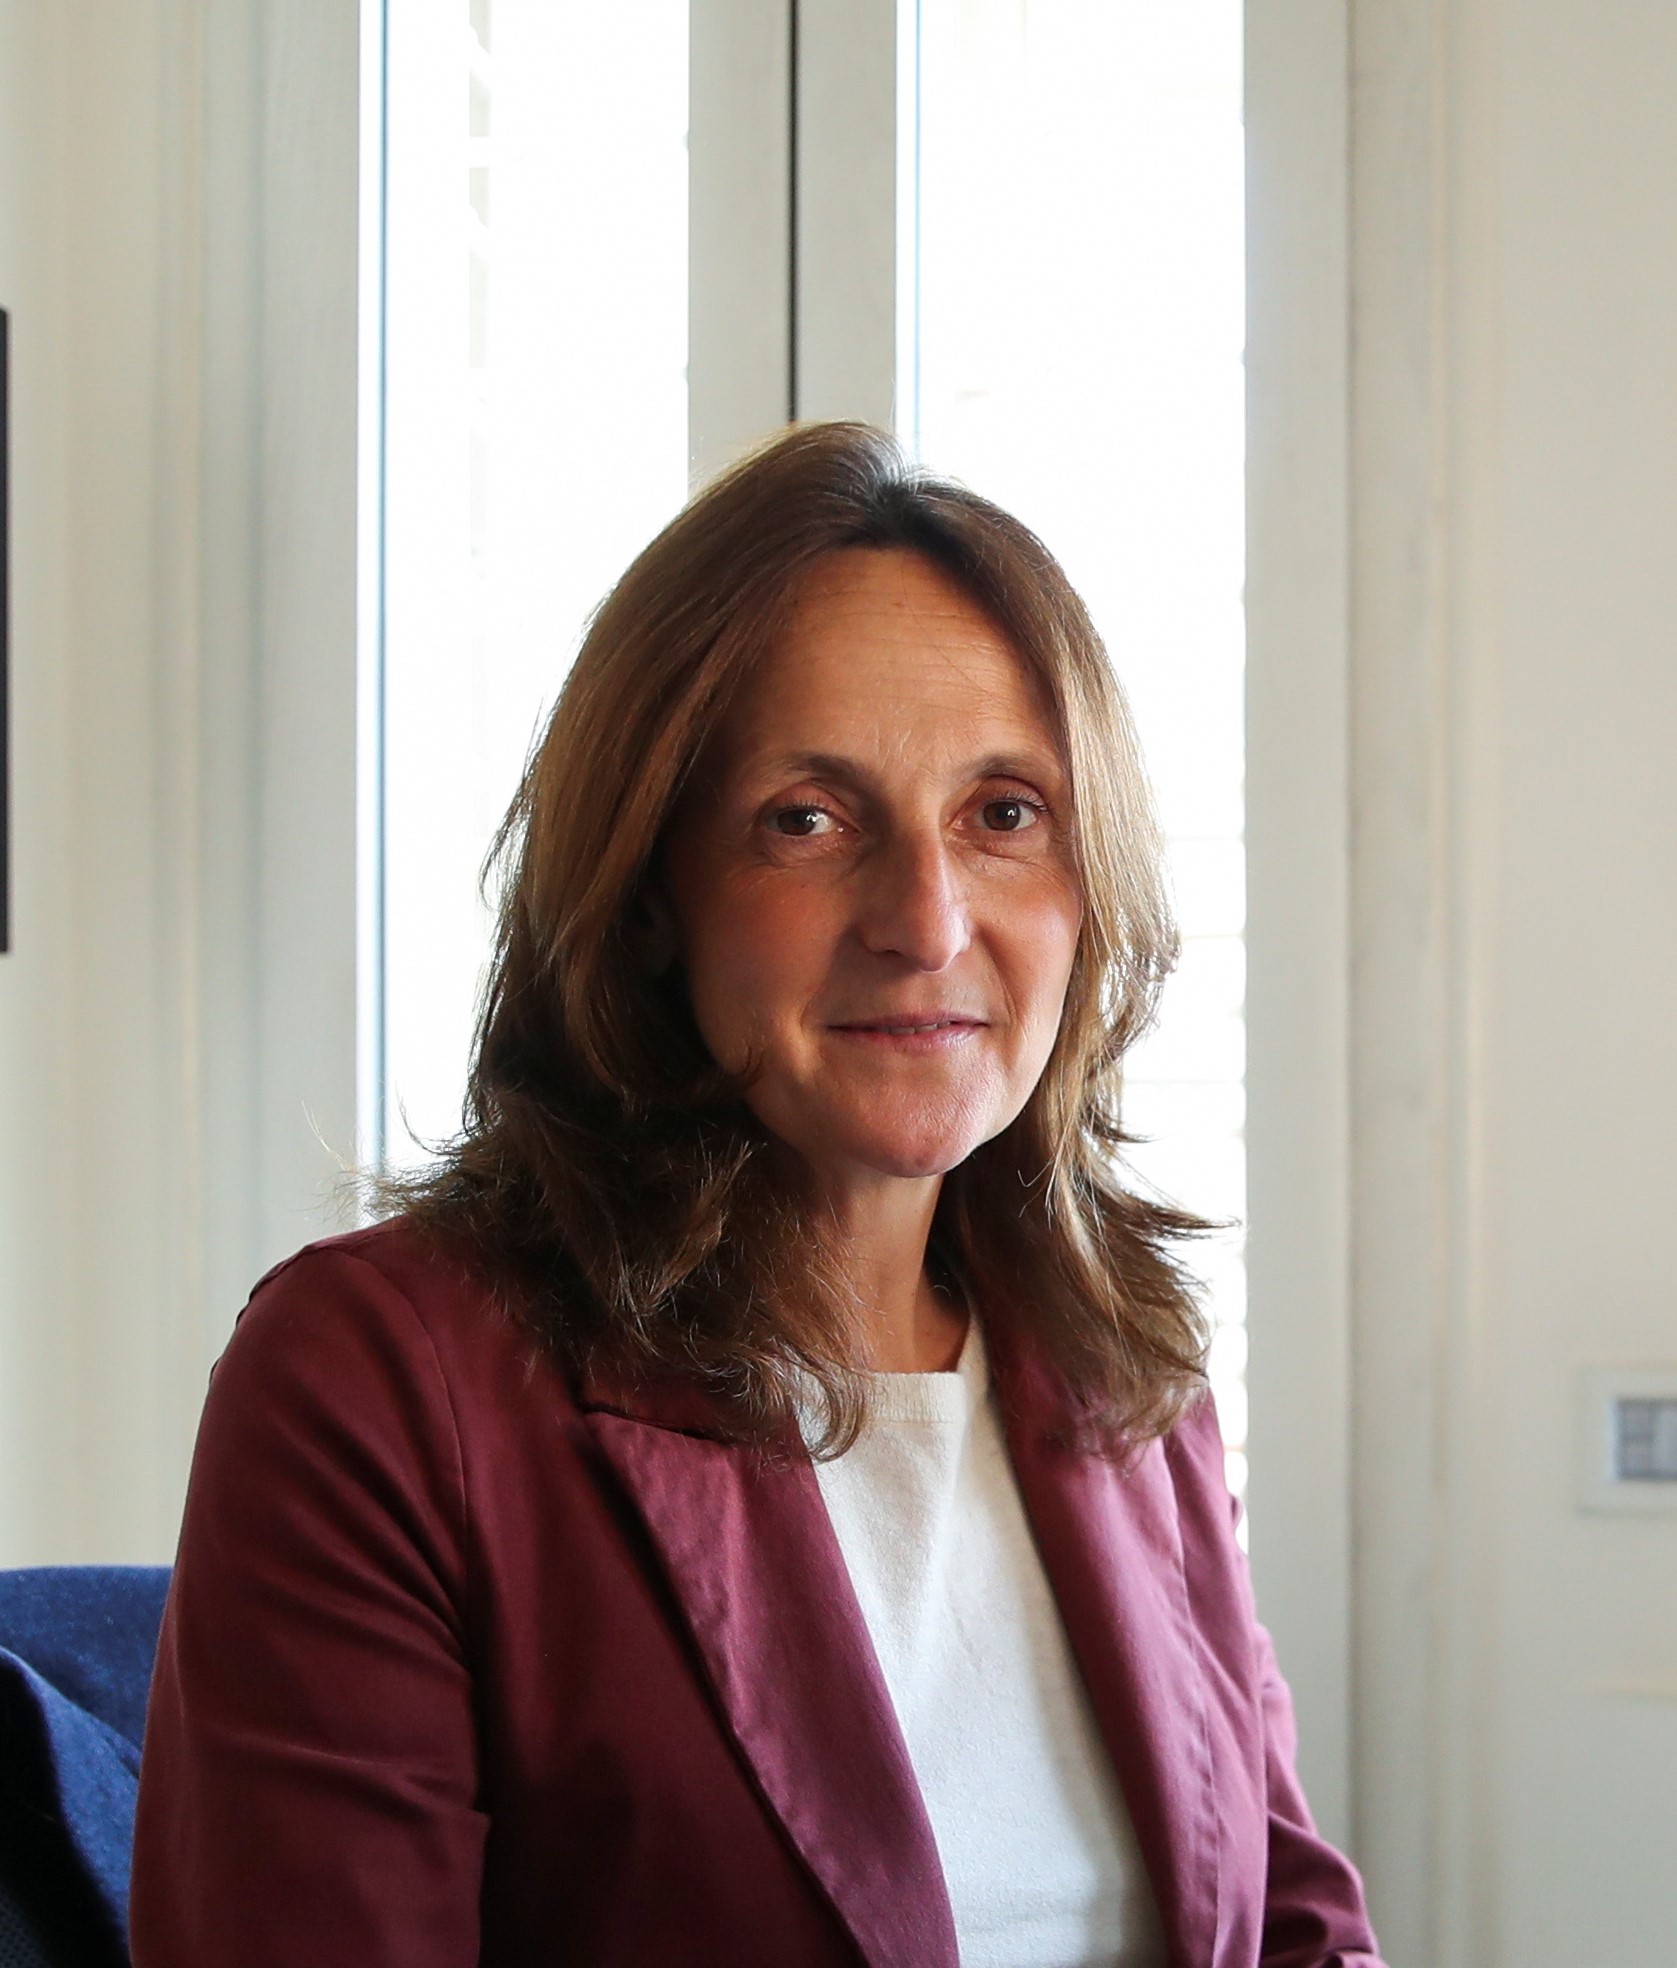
[
  {"x1": 1157, "y1": 1381, "x2": 1230, "y2": 1477},
  {"x1": 217, "y1": 1215, "x2": 567, "y2": 1424},
  {"x1": 1152, "y1": 1385, "x2": 1254, "y2": 1592},
  {"x1": 245, "y1": 1211, "x2": 478, "y2": 1298}
]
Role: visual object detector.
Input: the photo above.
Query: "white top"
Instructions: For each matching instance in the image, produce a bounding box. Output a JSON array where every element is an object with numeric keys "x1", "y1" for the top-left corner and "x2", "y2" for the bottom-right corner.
[{"x1": 809, "y1": 1324, "x2": 1165, "y2": 1968}]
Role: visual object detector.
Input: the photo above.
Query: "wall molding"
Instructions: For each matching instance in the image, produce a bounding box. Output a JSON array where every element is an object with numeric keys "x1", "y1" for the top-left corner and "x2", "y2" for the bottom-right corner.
[
  {"x1": 1348, "y1": 0, "x2": 1500, "y2": 1959},
  {"x1": 1244, "y1": 0, "x2": 1354, "y2": 1850}
]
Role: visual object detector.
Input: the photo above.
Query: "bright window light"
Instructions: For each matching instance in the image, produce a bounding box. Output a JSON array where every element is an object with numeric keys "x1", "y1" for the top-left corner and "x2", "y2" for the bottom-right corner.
[
  {"x1": 379, "y1": 0, "x2": 689, "y2": 1164},
  {"x1": 914, "y1": 0, "x2": 1249, "y2": 1499}
]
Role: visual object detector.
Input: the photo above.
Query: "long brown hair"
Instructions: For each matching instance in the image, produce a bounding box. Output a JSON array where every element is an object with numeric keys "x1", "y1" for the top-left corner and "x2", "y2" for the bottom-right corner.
[{"x1": 388, "y1": 422, "x2": 1210, "y2": 1453}]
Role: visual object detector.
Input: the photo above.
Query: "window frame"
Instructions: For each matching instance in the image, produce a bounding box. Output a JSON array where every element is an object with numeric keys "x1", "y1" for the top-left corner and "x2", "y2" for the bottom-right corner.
[{"x1": 1242, "y1": 0, "x2": 1354, "y2": 1848}]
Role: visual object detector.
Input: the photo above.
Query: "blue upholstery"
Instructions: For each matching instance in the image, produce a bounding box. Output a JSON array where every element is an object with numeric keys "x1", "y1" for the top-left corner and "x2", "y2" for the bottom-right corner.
[
  {"x1": 0, "y1": 1876, "x2": 52, "y2": 1968},
  {"x1": 0, "y1": 1568, "x2": 171, "y2": 1968}
]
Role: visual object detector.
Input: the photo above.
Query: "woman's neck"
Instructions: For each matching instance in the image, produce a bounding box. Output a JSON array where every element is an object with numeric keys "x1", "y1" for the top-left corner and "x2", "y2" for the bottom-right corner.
[{"x1": 818, "y1": 1171, "x2": 968, "y2": 1374}]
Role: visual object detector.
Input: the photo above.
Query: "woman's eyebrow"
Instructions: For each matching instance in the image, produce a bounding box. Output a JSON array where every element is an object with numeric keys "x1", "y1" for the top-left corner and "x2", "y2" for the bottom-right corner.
[
  {"x1": 759, "y1": 751, "x2": 870, "y2": 788},
  {"x1": 967, "y1": 750, "x2": 1065, "y2": 787},
  {"x1": 752, "y1": 748, "x2": 1064, "y2": 790}
]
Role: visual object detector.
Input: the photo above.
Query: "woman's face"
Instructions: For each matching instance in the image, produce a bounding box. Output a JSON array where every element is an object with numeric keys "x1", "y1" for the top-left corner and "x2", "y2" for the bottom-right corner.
[{"x1": 661, "y1": 547, "x2": 1082, "y2": 1194}]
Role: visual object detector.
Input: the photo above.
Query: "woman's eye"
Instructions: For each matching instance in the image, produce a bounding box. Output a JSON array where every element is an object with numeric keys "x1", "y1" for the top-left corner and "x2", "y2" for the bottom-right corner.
[
  {"x1": 979, "y1": 797, "x2": 1043, "y2": 834},
  {"x1": 767, "y1": 804, "x2": 835, "y2": 838}
]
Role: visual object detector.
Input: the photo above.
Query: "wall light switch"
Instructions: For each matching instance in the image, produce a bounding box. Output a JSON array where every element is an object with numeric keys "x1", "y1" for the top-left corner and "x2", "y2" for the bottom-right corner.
[{"x1": 1578, "y1": 1369, "x2": 1677, "y2": 1514}]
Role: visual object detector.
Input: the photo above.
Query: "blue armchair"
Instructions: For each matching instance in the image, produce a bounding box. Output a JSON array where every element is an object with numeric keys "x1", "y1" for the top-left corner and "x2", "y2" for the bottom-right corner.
[{"x1": 0, "y1": 1568, "x2": 170, "y2": 1968}]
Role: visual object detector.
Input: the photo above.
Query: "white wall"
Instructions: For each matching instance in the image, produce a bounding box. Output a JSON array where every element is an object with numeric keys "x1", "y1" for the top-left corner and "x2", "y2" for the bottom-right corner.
[
  {"x1": 0, "y1": 0, "x2": 79, "y2": 1560},
  {"x1": 1346, "y1": 2, "x2": 1677, "y2": 1961},
  {"x1": 0, "y1": 0, "x2": 362, "y2": 1564},
  {"x1": 0, "y1": 0, "x2": 206, "y2": 1562}
]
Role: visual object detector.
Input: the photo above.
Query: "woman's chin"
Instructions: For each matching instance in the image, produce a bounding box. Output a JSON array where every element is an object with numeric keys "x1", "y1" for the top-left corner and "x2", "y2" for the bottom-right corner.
[
  {"x1": 800, "y1": 1120, "x2": 995, "y2": 1186},
  {"x1": 754, "y1": 1083, "x2": 1013, "y2": 1188},
  {"x1": 863, "y1": 1145, "x2": 973, "y2": 1182}
]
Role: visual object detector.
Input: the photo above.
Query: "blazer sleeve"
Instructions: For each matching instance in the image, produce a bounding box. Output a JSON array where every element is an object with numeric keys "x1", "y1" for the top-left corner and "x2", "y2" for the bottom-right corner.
[
  {"x1": 1167, "y1": 1393, "x2": 1385, "y2": 1968},
  {"x1": 130, "y1": 1246, "x2": 487, "y2": 1968},
  {"x1": 1252, "y1": 1612, "x2": 1386, "y2": 1968}
]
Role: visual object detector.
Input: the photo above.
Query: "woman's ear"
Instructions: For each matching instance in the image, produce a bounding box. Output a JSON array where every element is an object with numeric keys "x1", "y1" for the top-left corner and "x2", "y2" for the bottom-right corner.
[{"x1": 631, "y1": 885, "x2": 681, "y2": 977}]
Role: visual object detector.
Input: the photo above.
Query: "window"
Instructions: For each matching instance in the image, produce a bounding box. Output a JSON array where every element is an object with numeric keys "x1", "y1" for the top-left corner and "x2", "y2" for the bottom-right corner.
[{"x1": 378, "y1": 0, "x2": 690, "y2": 1164}]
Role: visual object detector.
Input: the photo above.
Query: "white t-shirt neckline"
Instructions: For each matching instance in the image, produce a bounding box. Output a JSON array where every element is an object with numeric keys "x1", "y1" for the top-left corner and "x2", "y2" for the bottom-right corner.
[
  {"x1": 809, "y1": 1318, "x2": 1165, "y2": 1968},
  {"x1": 848, "y1": 1313, "x2": 984, "y2": 1425}
]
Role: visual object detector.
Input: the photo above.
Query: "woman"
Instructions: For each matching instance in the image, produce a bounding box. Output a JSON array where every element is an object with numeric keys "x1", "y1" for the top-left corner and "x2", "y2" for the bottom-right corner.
[{"x1": 132, "y1": 423, "x2": 1383, "y2": 1967}]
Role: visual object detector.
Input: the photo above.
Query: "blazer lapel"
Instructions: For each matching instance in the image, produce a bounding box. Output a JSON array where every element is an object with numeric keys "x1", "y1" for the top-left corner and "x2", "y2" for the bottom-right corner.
[
  {"x1": 988, "y1": 1331, "x2": 1222, "y2": 1968},
  {"x1": 579, "y1": 1386, "x2": 959, "y2": 1968}
]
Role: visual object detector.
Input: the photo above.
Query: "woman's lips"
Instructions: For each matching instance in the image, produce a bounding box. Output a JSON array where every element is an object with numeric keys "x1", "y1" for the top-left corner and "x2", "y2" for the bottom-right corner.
[{"x1": 826, "y1": 1015, "x2": 986, "y2": 1052}]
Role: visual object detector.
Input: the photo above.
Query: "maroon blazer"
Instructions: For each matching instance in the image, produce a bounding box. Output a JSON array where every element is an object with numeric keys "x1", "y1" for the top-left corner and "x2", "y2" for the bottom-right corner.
[{"x1": 131, "y1": 1221, "x2": 1382, "y2": 1968}]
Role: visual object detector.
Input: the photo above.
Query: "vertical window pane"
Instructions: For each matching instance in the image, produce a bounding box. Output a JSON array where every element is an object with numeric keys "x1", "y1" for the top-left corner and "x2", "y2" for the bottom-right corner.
[
  {"x1": 381, "y1": 0, "x2": 689, "y2": 1163},
  {"x1": 916, "y1": 0, "x2": 1248, "y2": 1495}
]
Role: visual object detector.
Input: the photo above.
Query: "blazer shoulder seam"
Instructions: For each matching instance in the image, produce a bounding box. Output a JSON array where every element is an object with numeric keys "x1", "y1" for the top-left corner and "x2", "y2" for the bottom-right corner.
[{"x1": 329, "y1": 1244, "x2": 478, "y2": 1618}]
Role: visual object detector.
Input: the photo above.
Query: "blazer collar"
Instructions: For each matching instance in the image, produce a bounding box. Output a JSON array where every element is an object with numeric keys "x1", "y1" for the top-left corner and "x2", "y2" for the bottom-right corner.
[
  {"x1": 578, "y1": 1340, "x2": 1219, "y2": 1968},
  {"x1": 986, "y1": 1324, "x2": 1222, "y2": 1966},
  {"x1": 578, "y1": 1379, "x2": 960, "y2": 1968}
]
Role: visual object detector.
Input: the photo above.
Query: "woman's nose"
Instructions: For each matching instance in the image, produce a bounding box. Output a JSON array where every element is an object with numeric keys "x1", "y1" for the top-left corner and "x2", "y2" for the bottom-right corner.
[{"x1": 854, "y1": 833, "x2": 972, "y2": 971}]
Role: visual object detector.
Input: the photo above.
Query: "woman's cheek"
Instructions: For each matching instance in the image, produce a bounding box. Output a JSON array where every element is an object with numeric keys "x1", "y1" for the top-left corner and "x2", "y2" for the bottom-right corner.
[{"x1": 687, "y1": 879, "x2": 829, "y2": 1063}]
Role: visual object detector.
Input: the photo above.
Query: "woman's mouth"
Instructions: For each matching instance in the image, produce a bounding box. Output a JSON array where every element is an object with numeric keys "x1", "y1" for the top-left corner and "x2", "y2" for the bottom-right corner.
[{"x1": 827, "y1": 1015, "x2": 986, "y2": 1050}]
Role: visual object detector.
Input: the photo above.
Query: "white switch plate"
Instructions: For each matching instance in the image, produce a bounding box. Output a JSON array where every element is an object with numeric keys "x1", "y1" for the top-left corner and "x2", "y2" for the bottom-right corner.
[{"x1": 1577, "y1": 1368, "x2": 1677, "y2": 1515}]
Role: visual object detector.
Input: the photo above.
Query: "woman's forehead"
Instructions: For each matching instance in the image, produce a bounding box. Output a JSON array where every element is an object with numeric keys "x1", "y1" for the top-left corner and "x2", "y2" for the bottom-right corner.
[
  {"x1": 729, "y1": 548, "x2": 1060, "y2": 754},
  {"x1": 786, "y1": 544, "x2": 1001, "y2": 647}
]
